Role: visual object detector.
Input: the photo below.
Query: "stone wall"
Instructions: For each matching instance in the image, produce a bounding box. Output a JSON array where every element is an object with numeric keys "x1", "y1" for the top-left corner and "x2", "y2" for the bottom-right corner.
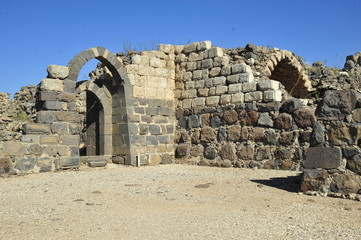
[{"x1": 173, "y1": 41, "x2": 315, "y2": 170}]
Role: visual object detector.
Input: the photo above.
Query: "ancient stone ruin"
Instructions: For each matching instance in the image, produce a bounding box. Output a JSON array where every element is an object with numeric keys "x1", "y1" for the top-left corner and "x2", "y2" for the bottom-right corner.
[{"x1": 0, "y1": 41, "x2": 361, "y2": 197}]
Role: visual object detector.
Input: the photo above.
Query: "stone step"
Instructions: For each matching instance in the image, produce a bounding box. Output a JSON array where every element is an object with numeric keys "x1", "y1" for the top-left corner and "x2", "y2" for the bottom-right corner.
[{"x1": 87, "y1": 160, "x2": 107, "y2": 168}]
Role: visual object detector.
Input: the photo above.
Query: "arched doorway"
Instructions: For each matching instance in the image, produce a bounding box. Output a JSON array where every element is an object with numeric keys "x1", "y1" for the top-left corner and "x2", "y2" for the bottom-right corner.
[{"x1": 67, "y1": 47, "x2": 133, "y2": 162}]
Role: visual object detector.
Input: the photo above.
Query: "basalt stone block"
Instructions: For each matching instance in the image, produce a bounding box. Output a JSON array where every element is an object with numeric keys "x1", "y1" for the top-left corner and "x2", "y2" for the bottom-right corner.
[
  {"x1": 190, "y1": 144, "x2": 204, "y2": 157},
  {"x1": 149, "y1": 124, "x2": 161, "y2": 135},
  {"x1": 227, "y1": 125, "x2": 241, "y2": 142},
  {"x1": 201, "y1": 127, "x2": 216, "y2": 142},
  {"x1": 161, "y1": 154, "x2": 173, "y2": 164},
  {"x1": 59, "y1": 157, "x2": 80, "y2": 169},
  {"x1": 39, "y1": 91, "x2": 57, "y2": 101},
  {"x1": 58, "y1": 92, "x2": 76, "y2": 102},
  {"x1": 274, "y1": 113, "x2": 293, "y2": 130},
  {"x1": 239, "y1": 111, "x2": 259, "y2": 126},
  {"x1": 158, "y1": 135, "x2": 170, "y2": 144},
  {"x1": 204, "y1": 146, "x2": 217, "y2": 160},
  {"x1": 176, "y1": 143, "x2": 191, "y2": 157},
  {"x1": 347, "y1": 154, "x2": 361, "y2": 175},
  {"x1": 188, "y1": 114, "x2": 200, "y2": 128},
  {"x1": 28, "y1": 144, "x2": 44, "y2": 156},
  {"x1": 279, "y1": 132, "x2": 294, "y2": 146},
  {"x1": 256, "y1": 102, "x2": 281, "y2": 112},
  {"x1": 281, "y1": 98, "x2": 303, "y2": 113},
  {"x1": 257, "y1": 112, "x2": 273, "y2": 127},
  {"x1": 300, "y1": 169, "x2": 329, "y2": 192},
  {"x1": 24, "y1": 123, "x2": 51, "y2": 135},
  {"x1": 342, "y1": 147, "x2": 359, "y2": 159},
  {"x1": 0, "y1": 158, "x2": 12, "y2": 173},
  {"x1": 218, "y1": 128, "x2": 227, "y2": 142},
  {"x1": 15, "y1": 158, "x2": 36, "y2": 171},
  {"x1": 219, "y1": 143, "x2": 237, "y2": 161},
  {"x1": 293, "y1": 107, "x2": 317, "y2": 128},
  {"x1": 304, "y1": 147, "x2": 342, "y2": 169},
  {"x1": 330, "y1": 173, "x2": 361, "y2": 194},
  {"x1": 51, "y1": 122, "x2": 70, "y2": 134},
  {"x1": 328, "y1": 122, "x2": 352, "y2": 145},
  {"x1": 37, "y1": 158, "x2": 53, "y2": 172},
  {"x1": 36, "y1": 111, "x2": 56, "y2": 123},
  {"x1": 62, "y1": 135, "x2": 79, "y2": 145},
  {"x1": 310, "y1": 122, "x2": 325, "y2": 147},
  {"x1": 223, "y1": 110, "x2": 238, "y2": 125},
  {"x1": 210, "y1": 116, "x2": 221, "y2": 128},
  {"x1": 43, "y1": 101, "x2": 62, "y2": 110}
]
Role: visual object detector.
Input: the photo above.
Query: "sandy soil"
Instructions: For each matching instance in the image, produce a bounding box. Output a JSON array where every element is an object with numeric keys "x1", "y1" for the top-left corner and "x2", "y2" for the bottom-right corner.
[{"x1": 0, "y1": 164, "x2": 360, "y2": 240}]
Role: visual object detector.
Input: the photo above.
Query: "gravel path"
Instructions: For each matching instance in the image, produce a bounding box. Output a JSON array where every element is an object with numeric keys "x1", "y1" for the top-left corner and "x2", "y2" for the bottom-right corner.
[{"x1": 0, "y1": 164, "x2": 360, "y2": 240}]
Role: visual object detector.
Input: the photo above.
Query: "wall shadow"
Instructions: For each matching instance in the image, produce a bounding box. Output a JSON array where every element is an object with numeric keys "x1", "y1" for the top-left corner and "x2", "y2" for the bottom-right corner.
[{"x1": 250, "y1": 174, "x2": 302, "y2": 193}]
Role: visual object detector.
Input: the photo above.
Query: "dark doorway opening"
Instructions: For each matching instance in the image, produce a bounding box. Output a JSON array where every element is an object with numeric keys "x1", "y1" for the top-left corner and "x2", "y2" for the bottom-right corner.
[{"x1": 83, "y1": 91, "x2": 104, "y2": 156}]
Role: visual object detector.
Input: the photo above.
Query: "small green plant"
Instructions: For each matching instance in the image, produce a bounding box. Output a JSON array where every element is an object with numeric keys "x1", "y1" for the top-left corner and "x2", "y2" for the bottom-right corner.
[{"x1": 122, "y1": 40, "x2": 160, "y2": 55}]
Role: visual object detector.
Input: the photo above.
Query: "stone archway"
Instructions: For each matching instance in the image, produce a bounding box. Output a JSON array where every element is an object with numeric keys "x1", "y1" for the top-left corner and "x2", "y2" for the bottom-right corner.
[
  {"x1": 265, "y1": 51, "x2": 312, "y2": 98},
  {"x1": 67, "y1": 47, "x2": 133, "y2": 162}
]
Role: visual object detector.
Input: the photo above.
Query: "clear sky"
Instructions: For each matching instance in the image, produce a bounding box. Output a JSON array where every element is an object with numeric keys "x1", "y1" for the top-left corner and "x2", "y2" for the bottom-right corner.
[{"x1": 1, "y1": 0, "x2": 360, "y2": 97}]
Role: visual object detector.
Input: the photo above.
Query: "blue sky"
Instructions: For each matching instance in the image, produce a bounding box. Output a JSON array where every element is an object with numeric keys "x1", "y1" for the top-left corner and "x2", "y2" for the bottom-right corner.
[{"x1": 1, "y1": 0, "x2": 360, "y2": 97}]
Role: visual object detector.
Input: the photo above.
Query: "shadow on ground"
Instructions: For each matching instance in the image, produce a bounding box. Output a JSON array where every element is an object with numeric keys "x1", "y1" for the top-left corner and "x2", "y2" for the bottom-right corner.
[{"x1": 250, "y1": 174, "x2": 302, "y2": 193}]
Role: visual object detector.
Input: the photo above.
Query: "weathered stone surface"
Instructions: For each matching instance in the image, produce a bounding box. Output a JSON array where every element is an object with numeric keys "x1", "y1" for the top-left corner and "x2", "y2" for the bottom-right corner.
[
  {"x1": 204, "y1": 146, "x2": 217, "y2": 159},
  {"x1": 88, "y1": 161, "x2": 107, "y2": 167},
  {"x1": 227, "y1": 125, "x2": 241, "y2": 142},
  {"x1": 40, "y1": 78, "x2": 64, "y2": 92},
  {"x1": 223, "y1": 110, "x2": 238, "y2": 125},
  {"x1": 347, "y1": 154, "x2": 361, "y2": 175},
  {"x1": 274, "y1": 113, "x2": 293, "y2": 130},
  {"x1": 264, "y1": 129, "x2": 278, "y2": 145},
  {"x1": 112, "y1": 156, "x2": 125, "y2": 164},
  {"x1": 161, "y1": 154, "x2": 173, "y2": 164},
  {"x1": 293, "y1": 107, "x2": 317, "y2": 128},
  {"x1": 191, "y1": 129, "x2": 200, "y2": 144},
  {"x1": 351, "y1": 108, "x2": 361, "y2": 122},
  {"x1": 210, "y1": 116, "x2": 221, "y2": 128},
  {"x1": 328, "y1": 122, "x2": 352, "y2": 145},
  {"x1": 59, "y1": 157, "x2": 80, "y2": 169},
  {"x1": 47, "y1": 65, "x2": 69, "y2": 79},
  {"x1": 190, "y1": 144, "x2": 204, "y2": 157},
  {"x1": 219, "y1": 143, "x2": 237, "y2": 161},
  {"x1": 330, "y1": 173, "x2": 361, "y2": 194},
  {"x1": 300, "y1": 169, "x2": 329, "y2": 192},
  {"x1": 3, "y1": 142, "x2": 27, "y2": 156},
  {"x1": 37, "y1": 158, "x2": 53, "y2": 172},
  {"x1": 28, "y1": 144, "x2": 44, "y2": 155},
  {"x1": 279, "y1": 132, "x2": 294, "y2": 145},
  {"x1": 244, "y1": 91, "x2": 262, "y2": 102},
  {"x1": 304, "y1": 147, "x2": 342, "y2": 169},
  {"x1": 15, "y1": 158, "x2": 36, "y2": 171},
  {"x1": 237, "y1": 145, "x2": 254, "y2": 160},
  {"x1": 0, "y1": 158, "x2": 12, "y2": 173},
  {"x1": 24, "y1": 123, "x2": 51, "y2": 135},
  {"x1": 316, "y1": 90, "x2": 361, "y2": 120},
  {"x1": 257, "y1": 113, "x2": 273, "y2": 127},
  {"x1": 201, "y1": 127, "x2": 216, "y2": 142},
  {"x1": 176, "y1": 143, "x2": 191, "y2": 157},
  {"x1": 218, "y1": 128, "x2": 227, "y2": 142},
  {"x1": 149, "y1": 155, "x2": 161, "y2": 166},
  {"x1": 239, "y1": 111, "x2": 259, "y2": 126},
  {"x1": 188, "y1": 114, "x2": 200, "y2": 128},
  {"x1": 258, "y1": 80, "x2": 280, "y2": 91},
  {"x1": 310, "y1": 122, "x2": 325, "y2": 146},
  {"x1": 255, "y1": 147, "x2": 272, "y2": 161},
  {"x1": 281, "y1": 98, "x2": 303, "y2": 113},
  {"x1": 342, "y1": 147, "x2": 359, "y2": 159}
]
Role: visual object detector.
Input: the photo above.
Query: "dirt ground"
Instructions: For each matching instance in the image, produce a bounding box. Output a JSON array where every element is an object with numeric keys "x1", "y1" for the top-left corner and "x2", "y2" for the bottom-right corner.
[{"x1": 0, "y1": 164, "x2": 360, "y2": 240}]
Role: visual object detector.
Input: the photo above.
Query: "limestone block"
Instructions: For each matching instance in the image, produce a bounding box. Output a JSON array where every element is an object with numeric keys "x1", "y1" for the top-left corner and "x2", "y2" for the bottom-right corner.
[
  {"x1": 198, "y1": 88, "x2": 209, "y2": 97},
  {"x1": 214, "y1": 56, "x2": 230, "y2": 67},
  {"x1": 242, "y1": 82, "x2": 257, "y2": 93},
  {"x1": 304, "y1": 147, "x2": 342, "y2": 169},
  {"x1": 62, "y1": 135, "x2": 79, "y2": 145},
  {"x1": 209, "y1": 87, "x2": 216, "y2": 96},
  {"x1": 205, "y1": 78, "x2": 213, "y2": 88},
  {"x1": 189, "y1": 52, "x2": 204, "y2": 62},
  {"x1": 263, "y1": 90, "x2": 282, "y2": 102},
  {"x1": 227, "y1": 74, "x2": 240, "y2": 84},
  {"x1": 3, "y1": 142, "x2": 27, "y2": 156},
  {"x1": 231, "y1": 63, "x2": 248, "y2": 74},
  {"x1": 197, "y1": 41, "x2": 212, "y2": 51},
  {"x1": 21, "y1": 135, "x2": 40, "y2": 143},
  {"x1": 186, "y1": 62, "x2": 197, "y2": 71},
  {"x1": 258, "y1": 112, "x2": 273, "y2": 127},
  {"x1": 40, "y1": 136, "x2": 59, "y2": 145},
  {"x1": 150, "y1": 57, "x2": 161, "y2": 68},
  {"x1": 239, "y1": 73, "x2": 254, "y2": 83},
  {"x1": 182, "y1": 99, "x2": 192, "y2": 109},
  {"x1": 201, "y1": 59, "x2": 213, "y2": 69},
  {"x1": 228, "y1": 83, "x2": 242, "y2": 94},
  {"x1": 231, "y1": 93, "x2": 244, "y2": 103},
  {"x1": 193, "y1": 70, "x2": 203, "y2": 80},
  {"x1": 258, "y1": 80, "x2": 280, "y2": 91},
  {"x1": 221, "y1": 66, "x2": 231, "y2": 76},
  {"x1": 208, "y1": 47, "x2": 223, "y2": 58},
  {"x1": 158, "y1": 44, "x2": 175, "y2": 54},
  {"x1": 183, "y1": 42, "x2": 198, "y2": 54},
  {"x1": 244, "y1": 91, "x2": 263, "y2": 102},
  {"x1": 183, "y1": 72, "x2": 192, "y2": 81},
  {"x1": 133, "y1": 86, "x2": 144, "y2": 97},
  {"x1": 213, "y1": 76, "x2": 226, "y2": 86},
  {"x1": 206, "y1": 96, "x2": 220, "y2": 107},
  {"x1": 209, "y1": 67, "x2": 221, "y2": 77},
  {"x1": 192, "y1": 97, "x2": 205, "y2": 107},
  {"x1": 195, "y1": 80, "x2": 205, "y2": 89},
  {"x1": 132, "y1": 55, "x2": 141, "y2": 64},
  {"x1": 40, "y1": 78, "x2": 64, "y2": 92},
  {"x1": 215, "y1": 85, "x2": 228, "y2": 95},
  {"x1": 24, "y1": 123, "x2": 51, "y2": 135},
  {"x1": 352, "y1": 108, "x2": 361, "y2": 122},
  {"x1": 155, "y1": 68, "x2": 168, "y2": 78},
  {"x1": 220, "y1": 95, "x2": 231, "y2": 105},
  {"x1": 47, "y1": 65, "x2": 69, "y2": 79},
  {"x1": 39, "y1": 91, "x2": 57, "y2": 101}
]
